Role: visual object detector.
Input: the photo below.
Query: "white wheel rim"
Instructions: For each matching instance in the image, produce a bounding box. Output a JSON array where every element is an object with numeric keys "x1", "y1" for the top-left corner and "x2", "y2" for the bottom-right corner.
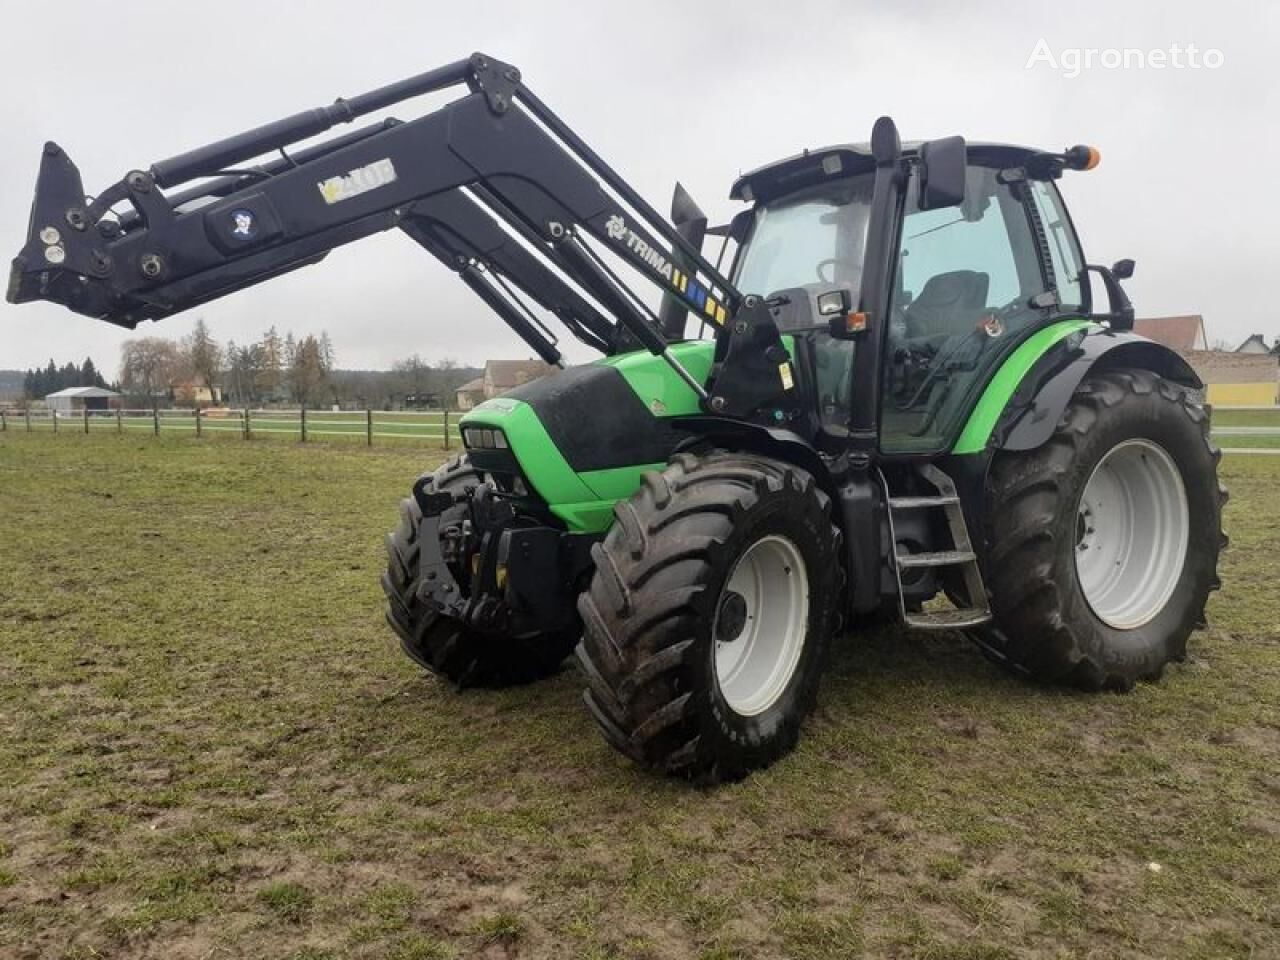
[
  {"x1": 713, "y1": 535, "x2": 809, "y2": 716},
  {"x1": 1074, "y1": 439, "x2": 1189, "y2": 630}
]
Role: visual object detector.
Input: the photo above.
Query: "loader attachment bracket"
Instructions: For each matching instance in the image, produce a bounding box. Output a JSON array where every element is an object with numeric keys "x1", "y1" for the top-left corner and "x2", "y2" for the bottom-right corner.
[{"x1": 706, "y1": 296, "x2": 803, "y2": 422}]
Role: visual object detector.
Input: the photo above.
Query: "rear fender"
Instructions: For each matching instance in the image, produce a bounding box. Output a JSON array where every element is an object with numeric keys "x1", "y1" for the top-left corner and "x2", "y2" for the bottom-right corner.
[{"x1": 992, "y1": 327, "x2": 1201, "y2": 452}]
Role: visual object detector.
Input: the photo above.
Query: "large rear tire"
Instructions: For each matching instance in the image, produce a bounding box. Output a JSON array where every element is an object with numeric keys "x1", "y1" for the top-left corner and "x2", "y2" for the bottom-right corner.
[
  {"x1": 382, "y1": 455, "x2": 579, "y2": 687},
  {"x1": 978, "y1": 368, "x2": 1227, "y2": 689},
  {"x1": 577, "y1": 452, "x2": 842, "y2": 782}
]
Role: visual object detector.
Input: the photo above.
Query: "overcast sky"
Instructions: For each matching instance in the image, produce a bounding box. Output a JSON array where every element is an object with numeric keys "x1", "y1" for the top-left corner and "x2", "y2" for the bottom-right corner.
[{"x1": 1, "y1": 0, "x2": 1274, "y2": 375}]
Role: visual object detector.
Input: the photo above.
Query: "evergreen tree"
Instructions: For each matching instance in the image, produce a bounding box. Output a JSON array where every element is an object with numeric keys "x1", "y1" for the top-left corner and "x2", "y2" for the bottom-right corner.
[
  {"x1": 182, "y1": 318, "x2": 222, "y2": 402},
  {"x1": 80, "y1": 357, "x2": 103, "y2": 387},
  {"x1": 257, "y1": 327, "x2": 284, "y2": 399}
]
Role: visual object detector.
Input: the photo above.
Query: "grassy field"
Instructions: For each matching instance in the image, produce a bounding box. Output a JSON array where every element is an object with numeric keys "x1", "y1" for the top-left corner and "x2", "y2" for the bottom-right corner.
[
  {"x1": 1210, "y1": 407, "x2": 1280, "y2": 448},
  {"x1": 1211, "y1": 407, "x2": 1280, "y2": 428},
  {"x1": 1, "y1": 434, "x2": 1277, "y2": 960}
]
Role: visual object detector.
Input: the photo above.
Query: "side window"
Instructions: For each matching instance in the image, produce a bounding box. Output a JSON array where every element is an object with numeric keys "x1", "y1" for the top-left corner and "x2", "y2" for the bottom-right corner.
[
  {"x1": 881, "y1": 165, "x2": 1044, "y2": 453},
  {"x1": 1029, "y1": 180, "x2": 1085, "y2": 312},
  {"x1": 898, "y1": 198, "x2": 1021, "y2": 315}
]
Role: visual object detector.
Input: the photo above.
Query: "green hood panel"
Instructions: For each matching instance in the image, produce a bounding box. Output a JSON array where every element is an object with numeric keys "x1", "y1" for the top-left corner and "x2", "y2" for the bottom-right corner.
[
  {"x1": 459, "y1": 338, "x2": 793, "y2": 534},
  {"x1": 595, "y1": 340, "x2": 715, "y2": 416},
  {"x1": 458, "y1": 346, "x2": 715, "y2": 533}
]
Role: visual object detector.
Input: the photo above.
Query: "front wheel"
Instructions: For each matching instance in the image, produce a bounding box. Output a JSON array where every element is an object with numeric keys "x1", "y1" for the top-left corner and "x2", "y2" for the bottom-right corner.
[
  {"x1": 576, "y1": 452, "x2": 843, "y2": 783},
  {"x1": 979, "y1": 368, "x2": 1227, "y2": 689}
]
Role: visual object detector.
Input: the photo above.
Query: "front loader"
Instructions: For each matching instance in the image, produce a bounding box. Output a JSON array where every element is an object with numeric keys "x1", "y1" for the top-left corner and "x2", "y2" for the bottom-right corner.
[{"x1": 9, "y1": 54, "x2": 1226, "y2": 782}]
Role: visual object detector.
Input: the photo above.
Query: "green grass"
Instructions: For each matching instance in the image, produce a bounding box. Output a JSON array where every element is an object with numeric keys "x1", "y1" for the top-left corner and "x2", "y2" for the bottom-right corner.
[
  {"x1": 1211, "y1": 407, "x2": 1280, "y2": 428},
  {"x1": 1209, "y1": 406, "x2": 1280, "y2": 448},
  {"x1": 1218, "y1": 435, "x2": 1280, "y2": 449},
  {"x1": 1, "y1": 432, "x2": 1278, "y2": 958}
]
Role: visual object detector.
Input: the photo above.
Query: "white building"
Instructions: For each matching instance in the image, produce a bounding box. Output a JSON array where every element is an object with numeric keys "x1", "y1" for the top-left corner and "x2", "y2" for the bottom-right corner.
[{"x1": 45, "y1": 386, "x2": 122, "y2": 416}]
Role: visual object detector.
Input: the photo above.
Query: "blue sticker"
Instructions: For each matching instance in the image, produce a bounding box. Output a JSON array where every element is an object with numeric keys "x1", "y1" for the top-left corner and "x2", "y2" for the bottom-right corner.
[{"x1": 229, "y1": 209, "x2": 257, "y2": 240}]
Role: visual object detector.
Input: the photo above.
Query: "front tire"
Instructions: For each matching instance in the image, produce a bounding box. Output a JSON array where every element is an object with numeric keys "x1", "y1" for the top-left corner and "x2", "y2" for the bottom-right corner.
[
  {"x1": 382, "y1": 455, "x2": 579, "y2": 687},
  {"x1": 576, "y1": 452, "x2": 842, "y2": 782},
  {"x1": 979, "y1": 368, "x2": 1227, "y2": 689}
]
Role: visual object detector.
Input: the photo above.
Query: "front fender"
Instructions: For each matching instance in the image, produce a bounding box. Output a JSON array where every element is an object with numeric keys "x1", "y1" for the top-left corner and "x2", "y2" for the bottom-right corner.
[{"x1": 992, "y1": 326, "x2": 1201, "y2": 452}]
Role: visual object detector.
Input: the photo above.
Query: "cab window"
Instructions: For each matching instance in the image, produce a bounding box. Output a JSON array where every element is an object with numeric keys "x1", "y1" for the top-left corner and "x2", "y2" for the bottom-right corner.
[{"x1": 880, "y1": 164, "x2": 1047, "y2": 453}]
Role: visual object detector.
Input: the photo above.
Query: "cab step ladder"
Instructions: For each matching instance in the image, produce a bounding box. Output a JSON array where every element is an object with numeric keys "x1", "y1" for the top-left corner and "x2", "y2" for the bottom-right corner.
[{"x1": 883, "y1": 462, "x2": 992, "y2": 630}]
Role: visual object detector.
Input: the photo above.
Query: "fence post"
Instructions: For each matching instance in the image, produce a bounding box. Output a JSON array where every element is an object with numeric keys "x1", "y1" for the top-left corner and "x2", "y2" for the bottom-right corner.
[
  {"x1": 83, "y1": 407, "x2": 90, "y2": 435},
  {"x1": 53, "y1": 409, "x2": 58, "y2": 434},
  {"x1": 244, "y1": 408, "x2": 252, "y2": 440},
  {"x1": 26, "y1": 408, "x2": 32, "y2": 432},
  {"x1": 1, "y1": 410, "x2": 6, "y2": 432},
  {"x1": 195, "y1": 407, "x2": 202, "y2": 439},
  {"x1": 153, "y1": 406, "x2": 160, "y2": 436},
  {"x1": 116, "y1": 407, "x2": 123, "y2": 435},
  {"x1": 443, "y1": 409, "x2": 450, "y2": 450},
  {"x1": 366, "y1": 408, "x2": 373, "y2": 447},
  {"x1": 300, "y1": 407, "x2": 307, "y2": 443}
]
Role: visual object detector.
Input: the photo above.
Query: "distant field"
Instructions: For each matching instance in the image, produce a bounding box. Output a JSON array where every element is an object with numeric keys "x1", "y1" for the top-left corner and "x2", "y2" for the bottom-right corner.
[
  {"x1": 0, "y1": 434, "x2": 1277, "y2": 959},
  {"x1": 1211, "y1": 406, "x2": 1280, "y2": 428},
  {"x1": 1211, "y1": 406, "x2": 1280, "y2": 449}
]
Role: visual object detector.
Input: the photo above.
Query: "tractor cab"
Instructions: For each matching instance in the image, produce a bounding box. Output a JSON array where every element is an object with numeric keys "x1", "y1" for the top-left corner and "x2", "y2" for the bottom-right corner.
[{"x1": 726, "y1": 141, "x2": 1098, "y2": 455}]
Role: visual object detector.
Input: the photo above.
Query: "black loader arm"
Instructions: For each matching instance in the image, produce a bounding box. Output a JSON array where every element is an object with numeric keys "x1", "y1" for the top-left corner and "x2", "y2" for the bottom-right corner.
[{"x1": 7, "y1": 53, "x2": 799, "y2": 422}]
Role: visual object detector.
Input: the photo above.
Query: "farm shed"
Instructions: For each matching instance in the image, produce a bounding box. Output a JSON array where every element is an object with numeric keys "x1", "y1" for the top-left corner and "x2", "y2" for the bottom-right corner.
[{"x1": 44, "y1": 386, "x2": 122, "y2": 415}]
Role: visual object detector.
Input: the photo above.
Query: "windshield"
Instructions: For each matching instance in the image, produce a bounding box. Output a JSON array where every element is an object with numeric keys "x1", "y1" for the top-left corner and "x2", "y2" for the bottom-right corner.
[{"x1": 734, "y1": 174, "x2": 875, "y2": 300}]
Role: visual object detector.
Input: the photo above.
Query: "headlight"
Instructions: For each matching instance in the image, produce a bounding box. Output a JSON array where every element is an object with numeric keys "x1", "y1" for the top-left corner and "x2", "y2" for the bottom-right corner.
[{"x1": 462, "y1": 426, "x2": 507, "y2": 449}]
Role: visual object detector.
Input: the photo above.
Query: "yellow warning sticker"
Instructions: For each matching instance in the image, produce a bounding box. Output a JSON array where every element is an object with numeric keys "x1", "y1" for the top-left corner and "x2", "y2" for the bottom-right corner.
[{"x1": 779, "y1": 362, "x2": 794, "y2": 391}]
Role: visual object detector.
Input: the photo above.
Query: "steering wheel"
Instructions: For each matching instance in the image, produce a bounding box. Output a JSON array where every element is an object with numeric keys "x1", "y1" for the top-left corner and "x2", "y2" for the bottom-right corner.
[
  {"x1": 894, "y1": 295, "x2": 1026, "y2": 409},
  {"x1": 816, "y1": 258, "x2": 859, "y2": 285}
]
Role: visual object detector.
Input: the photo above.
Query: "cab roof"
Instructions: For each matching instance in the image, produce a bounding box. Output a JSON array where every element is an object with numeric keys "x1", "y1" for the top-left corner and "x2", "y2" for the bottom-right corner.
[{"x1": 729, "y1": 141, "x2": 1043, "y2": 204}]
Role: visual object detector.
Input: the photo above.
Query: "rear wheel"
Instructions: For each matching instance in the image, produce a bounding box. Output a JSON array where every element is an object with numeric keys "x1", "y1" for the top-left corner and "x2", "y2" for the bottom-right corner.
[
  {"x1": 576, "y1": 452, "x2": 842, "y2": 782},
  {"x1": 979, "y1": 368, "x2": 1227, "y2": 689},
  {"x1": 381, "y1": 455, "x2": 579, "y2": 687}
]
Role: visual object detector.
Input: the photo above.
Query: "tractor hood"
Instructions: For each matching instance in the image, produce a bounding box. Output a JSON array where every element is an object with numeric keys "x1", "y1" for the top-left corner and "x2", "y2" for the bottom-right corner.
[{"x1": 457, "y1": 343, "x2": 716, "y2": 531}]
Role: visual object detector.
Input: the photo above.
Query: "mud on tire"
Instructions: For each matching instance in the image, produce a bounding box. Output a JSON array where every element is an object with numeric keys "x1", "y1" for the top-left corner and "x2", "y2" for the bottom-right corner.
[
  {"x1": 978, "y1": 368, "x2": 1227, "y2": 690},
  {"x1": 576, "y1": 451, "x2": 843, "y2": 783},
  {"x1": 382, "y1": 455, "x2": 579, "y2": 687}
]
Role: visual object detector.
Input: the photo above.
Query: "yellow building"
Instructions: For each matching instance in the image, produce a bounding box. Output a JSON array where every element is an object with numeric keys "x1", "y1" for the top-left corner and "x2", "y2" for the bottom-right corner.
[{"x1": 1179, "y1": 352, "x2": 1278, "y2": 406}]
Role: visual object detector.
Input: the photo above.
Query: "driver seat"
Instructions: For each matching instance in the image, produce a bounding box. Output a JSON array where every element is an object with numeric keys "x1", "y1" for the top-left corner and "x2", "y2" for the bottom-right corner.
[{"x1": 903, "y1": 270, "x2": 989, "y2": 340}]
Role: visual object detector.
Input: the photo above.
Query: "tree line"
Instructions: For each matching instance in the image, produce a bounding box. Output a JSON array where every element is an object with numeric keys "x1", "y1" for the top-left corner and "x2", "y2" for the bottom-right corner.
[
  {"x1": 21, "y1": 320, "x2": 481, "y2": 409},
  {"x1": 123, "y1": 321, "x2": 478, "y2": 409},
  {"x1": 117, "y1": 320, "x2": 339, "y2": 407},
  {"x1": 22, "y1": 358, "x2": 114, "y2": 398}
]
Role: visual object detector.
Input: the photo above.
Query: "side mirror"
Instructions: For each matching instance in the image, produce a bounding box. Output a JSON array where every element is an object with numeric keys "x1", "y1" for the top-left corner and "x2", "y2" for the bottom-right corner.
[
  {"x1": 1083, "y1": 264, "x2": 1135, "y2": 331},
  {"x1": 918, "y1": 136, "x2": 967, "y2": 211}
]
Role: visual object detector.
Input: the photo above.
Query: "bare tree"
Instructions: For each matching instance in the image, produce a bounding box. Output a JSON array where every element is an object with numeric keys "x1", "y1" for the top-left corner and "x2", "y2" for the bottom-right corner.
[
  {"x1": 120, "y1": 338, "x2": 183, "y2": 402},
  {"x1": 318, "y1": 331, "x2": 336, "y2": 372},
  {"x1": 392, "y1": 354, "x2": 433, "y2": 406}
]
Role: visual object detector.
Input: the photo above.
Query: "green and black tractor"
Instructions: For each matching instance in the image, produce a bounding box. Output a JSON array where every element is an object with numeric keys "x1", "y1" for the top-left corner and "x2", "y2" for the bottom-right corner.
[{"x1": 10, "y1": 54, "x2": 1226, "y2": 782}]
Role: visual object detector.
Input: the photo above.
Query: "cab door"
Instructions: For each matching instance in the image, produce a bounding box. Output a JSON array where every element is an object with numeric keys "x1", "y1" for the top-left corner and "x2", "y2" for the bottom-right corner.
[{"x1": 879, "y1": 164, "x2": 1074, "y2": 454}]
